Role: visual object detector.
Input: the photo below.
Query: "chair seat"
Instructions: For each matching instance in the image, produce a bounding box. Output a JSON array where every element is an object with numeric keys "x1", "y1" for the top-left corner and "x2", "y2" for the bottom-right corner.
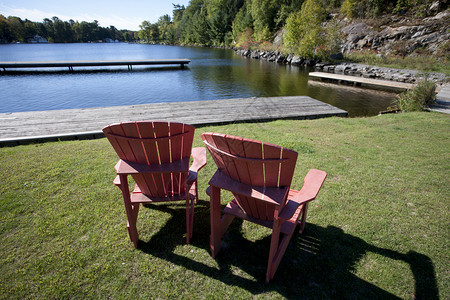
[{"x1": 223, "y1": 189, "x2": 305, "y2": 235}]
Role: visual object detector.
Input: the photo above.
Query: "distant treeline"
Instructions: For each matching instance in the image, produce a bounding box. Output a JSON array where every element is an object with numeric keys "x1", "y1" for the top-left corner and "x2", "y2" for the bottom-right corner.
[{"x1": 0, "y1": 15, "x2": 138, "y2": 43}]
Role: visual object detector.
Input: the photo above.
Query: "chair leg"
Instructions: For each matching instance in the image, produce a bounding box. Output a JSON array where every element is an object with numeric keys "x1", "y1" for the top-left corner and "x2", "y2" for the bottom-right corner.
[
  {"x1": 126, "y1": 206, "x2": 140, "y2": 248},
  {"x1": 119, "y1": 175, "x2": 140, "y2": 248},
  {"x1": 185, "y1": 195, "x2": 195, "y2": 244},
  {"x1": 298, "y1": 203, "x2": 309, "y2": 234},
  {"x1": 220, "y1": 214, "x2": 235, "y2": 239},
  {"x1": 266, "y1": 222, "x2": 297, "y2": 283},
  {"x1": 266, "y1": 220, "x2": 281, "y2": 283},
  {"x1": 193, "y1": 180, "x2": 199, "y2": 204},
  {"x1": 210, "y1": 186, "x2": 222, "y2": 258}
]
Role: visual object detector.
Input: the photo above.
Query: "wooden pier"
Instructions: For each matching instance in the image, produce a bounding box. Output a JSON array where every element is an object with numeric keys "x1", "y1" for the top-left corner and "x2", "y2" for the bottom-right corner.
[
  {"x1": 309, "y1": 72, "x2": 415, "y2": 91},
  {"x1": 0, "y1": 59, "x2": 190, "y2": 71},
  {"x1": 0, "y1": 96, "x2": 347, "y2": 146}
]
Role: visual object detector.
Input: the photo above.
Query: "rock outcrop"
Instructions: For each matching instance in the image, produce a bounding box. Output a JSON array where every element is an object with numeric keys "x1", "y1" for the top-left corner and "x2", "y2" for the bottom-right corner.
[{"x1": 340, "y1": 11, "x2": 449, "y2": 56}]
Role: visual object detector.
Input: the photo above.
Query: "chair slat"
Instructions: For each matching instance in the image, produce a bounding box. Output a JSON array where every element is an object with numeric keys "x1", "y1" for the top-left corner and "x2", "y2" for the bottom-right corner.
[
  {"x1": 263, "y1": 143, "x2": 282, "y2": 188},
  {"x1": 182, "y1": 124, "x2": 195, "y2": 158},
  {"x1": 109, "y1": 123, "x2": 153, "y2": 196},
  {"x1": 247, "y1": 197, "x2": 266, "y2": 220},
  {"x1": 212, "y1": 134, "x2": 241, "y2": 182},
  {"x1": 235, "y1": 195, "x2": 256, "y2": 217},
  {"x1": 241, "y1": 139, "x2": 264, "y2": 187},
  {"x1": 121, "y1": 122, "x2": 148, "y2": 164},
  {"x1": 103, "y1": 126, "x2": 126, "y2": 159},
  {"x1": 109, "y1": 124, "x2": 136, "y2": 162},
  {"x1": 135, "y1": 122, "x2": 161, "y2": 196},
  {"x1": 154, "y1": 122, "x2": 174, "y2": 196},
  {"x1": 203, "y1": 134, "x2": 227, "y2": 176},
  {"x1": 227, "y1": 136, "x2": 252, "y2": 185},
  {"x1": 279, "y1": 149, "x2": 298, "y2": 187},
  {"x1": 170, "y1": 122, "x2": 184, "y2": 161},
  {"x1": 153, "y1": 122, "x2": 171, "y2": 163},
  {"x1": 169, "y1": 123, "x2": 184, "y2": 195},
  {"x1": 123, "y1": 122, "x2": 159, "y2": 196}
]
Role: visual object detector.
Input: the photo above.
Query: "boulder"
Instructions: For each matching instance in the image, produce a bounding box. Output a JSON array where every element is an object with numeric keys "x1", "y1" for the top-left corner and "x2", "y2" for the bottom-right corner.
[
  {"x1": 291, "y1": 56, "x2": 304, "y2": 65},
  {"x1": 250, "y1": 51, "x2": 260, "y2": 59}
]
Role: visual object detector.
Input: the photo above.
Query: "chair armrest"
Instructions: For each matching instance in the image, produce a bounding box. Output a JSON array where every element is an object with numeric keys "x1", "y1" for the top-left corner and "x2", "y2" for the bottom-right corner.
[
  {"x1": 294, "y1": 169, "x2": 327, "y2": 203},
  {"x1": 187, "y1": 147, "x2": 207, "y2": 184},
  {"x1": 189, "y1": 147, "x2": 207, "y2": 173},
  {"x1": 114, "y1": 157, "x2": 190, "y2": 175},
  {"x1": 209, "y1": 170, "x2": 289, "y2": 205},
  {"x1": 278, "y1": 169, "x2": 327, "y2": 221}
]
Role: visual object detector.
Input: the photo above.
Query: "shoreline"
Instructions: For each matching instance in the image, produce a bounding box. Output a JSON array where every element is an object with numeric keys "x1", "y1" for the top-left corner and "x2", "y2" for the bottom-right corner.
[{"x1": 234, "y1": 48, "x2": 448, "y2": 86}]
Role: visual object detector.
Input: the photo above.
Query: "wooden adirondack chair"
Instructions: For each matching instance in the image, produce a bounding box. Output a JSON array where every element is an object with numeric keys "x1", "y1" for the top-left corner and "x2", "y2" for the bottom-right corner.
[
  {"x1": 201, "y1": 133, "x2": 326, "y2": 283},
  {"x1": 103, "y1": 121, "x2": 206, "y2": 247}
]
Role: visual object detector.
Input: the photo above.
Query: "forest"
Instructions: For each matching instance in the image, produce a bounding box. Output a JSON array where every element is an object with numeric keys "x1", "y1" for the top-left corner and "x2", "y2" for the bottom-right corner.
[
  {"x1": 0, "y1": 15, "x2": 137, "y2": 43},
  {"x1": 138, "y1": 0, "x2": 446, "y2": 58},
  {"x1": 0, "y1": 0, "x2": 447, "y2": 59}
]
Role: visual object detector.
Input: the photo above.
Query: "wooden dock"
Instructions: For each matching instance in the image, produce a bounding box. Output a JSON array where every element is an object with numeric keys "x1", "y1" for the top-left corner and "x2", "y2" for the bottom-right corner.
[
  {"x1": 0, "y1": 96, "x2": 347, "y2": 146},
  {"x1": 0, "y1": 59, "x2": 190, "y2": 71},
  {"x1": 309, "y1": 72, "x2": 415, "y2": 91}
]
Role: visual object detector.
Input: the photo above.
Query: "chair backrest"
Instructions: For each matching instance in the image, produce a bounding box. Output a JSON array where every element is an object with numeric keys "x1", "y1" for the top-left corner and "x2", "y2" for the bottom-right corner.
[
  {"x1": 103, "y1": 121, "x2": 195, "y2": 197},
  {"x1": 202, "y1": 133, "x2": 298, "y2": 220}
]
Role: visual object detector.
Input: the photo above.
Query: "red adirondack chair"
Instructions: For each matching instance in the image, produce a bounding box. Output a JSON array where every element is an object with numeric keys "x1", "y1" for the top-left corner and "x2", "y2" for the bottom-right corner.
[
  {"x1": 103, "y1": 121, "x2": 206, "y2": 247},
  {"x1": 201, "y1": 133, "x2": 326, "y2": 283}
]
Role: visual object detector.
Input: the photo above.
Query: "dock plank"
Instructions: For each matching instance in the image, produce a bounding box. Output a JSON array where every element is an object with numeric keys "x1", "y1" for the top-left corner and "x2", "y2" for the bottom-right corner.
[
  {"x1": 0, "y1": 96, "x2": 347, "y2": 145},
  {"x1": 309, "y1": 72, "x2": 414, "y2": 91}
]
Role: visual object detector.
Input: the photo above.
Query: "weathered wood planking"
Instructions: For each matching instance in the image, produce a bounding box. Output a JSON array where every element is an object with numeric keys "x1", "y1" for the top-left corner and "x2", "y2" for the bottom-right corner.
[
  {"x1": 309, "y1": 72, "x2": 415, "y2": 91},
  {"x1": 0, "y1": 96, "x2": 347, "y2": 146},
  {"x1": 0, "y1": 59, "x2": 190, "y2": 71}
]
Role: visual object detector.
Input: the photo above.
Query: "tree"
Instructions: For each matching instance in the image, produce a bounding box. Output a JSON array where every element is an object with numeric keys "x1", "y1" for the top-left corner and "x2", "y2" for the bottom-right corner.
[
  {"x1": 0, "y1": 14, "x2": 12, "y2": 42},
  {"x1": 284, "y1": 0, "x2": 326, "y2": 58},
  {"x1": 139, "y1": 21, "x2": 159, "y2": 43},
  {"x1": 250, "y1": 0, "x2": 282, "y2": 41},
  {"x1": 232, "y1": 1, "x2": 253, "y2": 42},
  {"x1": 157, "y1": 15, "x2": 171, "y2": 42},
  {"x1": 7, "y1": 16, "x2": 26, "y2": 42},
  {"x1": 138, "y1": 20, "x2": 152, "y2": 42}
]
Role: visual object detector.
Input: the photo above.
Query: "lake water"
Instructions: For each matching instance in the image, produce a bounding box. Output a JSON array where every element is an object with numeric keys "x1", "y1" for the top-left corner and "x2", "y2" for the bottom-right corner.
[{"x1": 0, "y1": 43, "x2": 396, "y2": 116}]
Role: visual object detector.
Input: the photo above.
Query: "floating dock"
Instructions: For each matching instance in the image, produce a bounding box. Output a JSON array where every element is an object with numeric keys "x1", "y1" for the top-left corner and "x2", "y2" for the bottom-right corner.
[
  {"x1": 309, "y1": 72, "x2": 415, "y2": 91},
  {"x1": 0, "y1": 59, "x2": 190, "y2": 71},
  {"x1": 0, "y1": 96, "x2": 347, "y2": 146}
]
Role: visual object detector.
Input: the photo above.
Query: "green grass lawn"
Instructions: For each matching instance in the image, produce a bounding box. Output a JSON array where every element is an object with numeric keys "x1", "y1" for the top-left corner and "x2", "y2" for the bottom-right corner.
[{"x1": 0, "y1": 112, "x2": 448, "y2": 299}]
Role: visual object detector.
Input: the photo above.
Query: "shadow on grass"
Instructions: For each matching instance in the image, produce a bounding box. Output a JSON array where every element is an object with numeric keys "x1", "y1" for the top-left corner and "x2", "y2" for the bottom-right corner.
[{"x1": 136, "y1": 200, "x2": 438, "y2": 299}]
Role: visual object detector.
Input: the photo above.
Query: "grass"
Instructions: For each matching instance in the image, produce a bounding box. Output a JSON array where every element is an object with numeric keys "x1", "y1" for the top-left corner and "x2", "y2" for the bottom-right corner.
[{"x1": 0, "y1": 112, "x2": 449, "y2": 299}]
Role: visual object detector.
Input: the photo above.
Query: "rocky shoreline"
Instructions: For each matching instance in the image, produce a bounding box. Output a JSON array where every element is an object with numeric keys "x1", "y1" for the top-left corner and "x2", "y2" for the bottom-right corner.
[
  {"x1": 234, "y1": 48, "x2": 448, "y2": 85},
  {"x1": 234, "y1": 9, "x2": 449, "y2": 86}
]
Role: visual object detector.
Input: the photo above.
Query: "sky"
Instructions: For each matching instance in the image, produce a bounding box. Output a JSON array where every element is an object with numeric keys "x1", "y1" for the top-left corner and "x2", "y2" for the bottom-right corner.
[{"x1": 0, "y1": 0, "x2": 191, "y2": 31}]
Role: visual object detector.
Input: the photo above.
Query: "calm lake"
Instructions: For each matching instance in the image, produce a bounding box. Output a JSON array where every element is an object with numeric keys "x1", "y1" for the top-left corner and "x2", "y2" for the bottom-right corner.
[{"x1": 0, "y1": 43, "x2": 396, "y2": 116}]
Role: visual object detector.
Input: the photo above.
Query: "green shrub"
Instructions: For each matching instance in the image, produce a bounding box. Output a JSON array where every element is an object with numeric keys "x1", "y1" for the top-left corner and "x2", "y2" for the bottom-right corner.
[{"x1": 395, "y1": 80, "x2": 436, "y2": 112}]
